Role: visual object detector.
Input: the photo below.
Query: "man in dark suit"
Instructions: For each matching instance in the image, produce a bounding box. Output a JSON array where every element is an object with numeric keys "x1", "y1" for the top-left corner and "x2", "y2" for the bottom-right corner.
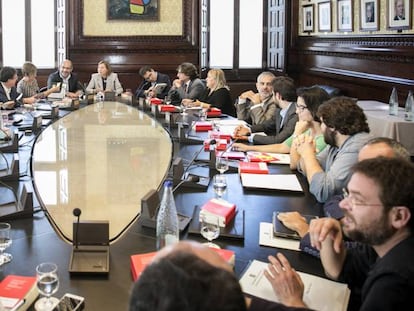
[
  {"x1": 233, "y1": 76, "x2": 298, "y2": 145},
  {"x1": 0, "y1": 66, "x2": 36, "y2": 109},
  {"x1": 135, "y1": 66, "x2": 171, "y2": 99},
  {"x1": 47, "y1": 59, "x2": 83, "y2": 99},
  {"x1": 168, "y1": 62, "x2": 206, "y2": 105},
  {"x1": 394, "y1": 0, "x2": 405, "y2": 20}
]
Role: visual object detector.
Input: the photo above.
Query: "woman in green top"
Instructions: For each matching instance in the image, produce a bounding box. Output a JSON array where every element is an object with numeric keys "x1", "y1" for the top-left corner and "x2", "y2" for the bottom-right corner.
[{"x1": 233, "y1": 86, "x2": 330, "y2": 168}]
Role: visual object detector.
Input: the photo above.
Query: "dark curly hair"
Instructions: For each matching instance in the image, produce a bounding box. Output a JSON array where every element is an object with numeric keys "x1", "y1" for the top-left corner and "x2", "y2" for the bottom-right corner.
[
  {"x1": 129, "y1": 251, "x2": 246, "y2": 311},
  {"x1": 177, "y1": 62, "x2": 199, "y2": 80},
  {"x1": 317, "y1": 96, "x2": 370, "y2": 135},
  {"x1": 352, "y1": 157, "x2": 414, "y2": 230}
]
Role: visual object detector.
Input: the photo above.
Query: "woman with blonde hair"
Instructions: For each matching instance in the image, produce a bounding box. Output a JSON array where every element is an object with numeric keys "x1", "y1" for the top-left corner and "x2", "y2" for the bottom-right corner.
[
  {"x1": 86, "y1": 60, "x2": 123, "y2": 95},
  {"x1": 182, "y1": 68, "x2": 235, "y2": 116}
]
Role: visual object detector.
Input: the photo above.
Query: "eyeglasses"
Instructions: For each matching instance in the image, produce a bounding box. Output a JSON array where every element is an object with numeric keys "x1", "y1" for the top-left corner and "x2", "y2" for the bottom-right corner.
[
  {"x1": 295, "y1": 103, "x2": 308, "y2": 112},
  {"x1": 342, "y1": 188, "x2": 383, "y2": 208}
]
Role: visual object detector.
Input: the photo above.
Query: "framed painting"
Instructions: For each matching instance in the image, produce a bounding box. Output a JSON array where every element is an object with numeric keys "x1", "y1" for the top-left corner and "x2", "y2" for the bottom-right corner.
[
  {"x1": 318, "y1": 1, "x2": 332, "y2": 32},
  {"x1": 360, "y1": 0, "x2": 379, "y2": 31},
  {"x1": 303, "y1": 5, "x2": 314, "y2": 32},
  {"x1": 337, "y1": 0, "x2": 353, "y2": 31},
  {"x1": 107, "y1": 0, "x2": 159, "y2": 21},
  {"x1": 388, "y1": 0, "x2": 411, "y2": 29}
]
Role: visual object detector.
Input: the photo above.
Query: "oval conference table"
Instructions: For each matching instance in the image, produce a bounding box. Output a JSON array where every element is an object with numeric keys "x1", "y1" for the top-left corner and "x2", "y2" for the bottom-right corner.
[{"x1": 4, "y1": 101, "x2": 324, "y2": 310}]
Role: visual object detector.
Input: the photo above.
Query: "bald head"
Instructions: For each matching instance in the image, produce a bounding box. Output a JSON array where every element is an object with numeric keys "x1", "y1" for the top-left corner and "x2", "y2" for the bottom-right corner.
[
  {"x1": 358, "y1": 137, "x2": 410, "y2": 161},
  {"x1": 154, "y1": 241, "x2": 232, "y2": 272}
]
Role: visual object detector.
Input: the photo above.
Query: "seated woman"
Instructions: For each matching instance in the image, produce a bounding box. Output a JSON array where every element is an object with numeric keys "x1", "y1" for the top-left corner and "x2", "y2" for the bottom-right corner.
[
  {"x1": 233, "y1": 86, "x2": 330, "y2": 169},
  {"x1": 182, "y1": 69, "x2": 236, "y2": 117},
  {"x1": 16, "y1": 62, "x2": 60, "y2": 100},
  {"x1": 85, "y1": 60, "x2": 123, "y2": 95}
]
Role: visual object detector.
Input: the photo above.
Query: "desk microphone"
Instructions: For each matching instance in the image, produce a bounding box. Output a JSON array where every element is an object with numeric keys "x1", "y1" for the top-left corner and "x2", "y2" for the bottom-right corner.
[
  {"x1": 73, "y1": 208, "x2": 81, "y2": 249},
  {"x1": 184, "y1": 139, "x2": 216, "y2": 175}
]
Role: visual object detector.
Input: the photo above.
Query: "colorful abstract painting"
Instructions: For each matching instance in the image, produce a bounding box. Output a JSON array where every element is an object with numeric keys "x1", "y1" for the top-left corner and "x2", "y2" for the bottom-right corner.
[{"x1": 108, "y1": 0, "x2": 159, "y2": 20}]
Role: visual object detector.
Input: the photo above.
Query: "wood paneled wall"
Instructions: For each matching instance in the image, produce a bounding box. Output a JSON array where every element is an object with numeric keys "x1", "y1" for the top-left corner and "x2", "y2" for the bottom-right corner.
[
  {"x1": 36, "y1": 1, "x2": 414, "y2": 105},
  {"x1": 288, "y1": 2, "x2": 414, "y2": 106}
]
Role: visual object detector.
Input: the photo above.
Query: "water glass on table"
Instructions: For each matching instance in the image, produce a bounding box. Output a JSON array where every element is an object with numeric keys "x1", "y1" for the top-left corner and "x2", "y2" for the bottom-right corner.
[
  {"x1": 35, "y1": 262, "x2": 59, "y2": 311},
  {"x1": 213, "y1": 174, "x2": 227, "y2": 199},
  {"x1": 0, "y1": 223, "x2": 12, "y2": 266},
  {"x1": 200, "y1": 214, "x2": 220, "y2": 248}
]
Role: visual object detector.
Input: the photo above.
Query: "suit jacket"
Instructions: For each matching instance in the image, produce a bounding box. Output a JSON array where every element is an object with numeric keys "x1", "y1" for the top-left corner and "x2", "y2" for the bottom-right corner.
[
  {"x1": 86, "y1": 72, "x2": 124, "y2": 95},
  {"x1": 250, "y1": 102, "x2": 298, "y2": 145},
  {"x1": 168, "y1": 78, "x2": 205, "y2": 104},
  {"x1": 235, "y1": 96, "x2": 276, "y2": 125},
  {"x1": 0, "y1": 83, "x2": 20, "y2": 108},
  {"x1": 47, "y1": 71, "x2": 82, "y2": 93},
  {"x1": 135, "y1": 72, "x2": 171, "y2": 99}
]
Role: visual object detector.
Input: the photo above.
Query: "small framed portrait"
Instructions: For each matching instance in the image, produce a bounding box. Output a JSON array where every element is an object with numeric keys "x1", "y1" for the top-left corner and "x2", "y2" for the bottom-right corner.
[
  {"x1": 303, "y1": 5, "x2": 314, "y2": 32},
  {"x1": 337, "y1": 0, "x2": 353, "y2": 31},
  {"x1": 388, "y1": 0, "x2": 411, "y2": 29},
  {"x1": 360, "y1": 0, "x2": 379, "y2": 31},
  {"x1": 318, "y1": 1, "x2": 332, "y2": 32}
]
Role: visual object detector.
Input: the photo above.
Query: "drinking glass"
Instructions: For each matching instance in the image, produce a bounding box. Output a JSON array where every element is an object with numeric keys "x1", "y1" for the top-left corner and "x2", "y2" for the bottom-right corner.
[
  {"x1": 180, "y1": 100, "x2": 188, "y2": 116},
  {"x1": 0, "y1": 223, "x2": 12, "y2": 265},
  {"x1": 215, "y1": 156, "x2": 229, "y2": 174},
  {"x1": 200, "y1": 214, "x2": 220, "y2": 248},
  {"x1": 213, "y1": 174, "x2": 227, "y2": 199},
  {"x1": 35, "y1": 263, "x2": 59, "y2": 311}
]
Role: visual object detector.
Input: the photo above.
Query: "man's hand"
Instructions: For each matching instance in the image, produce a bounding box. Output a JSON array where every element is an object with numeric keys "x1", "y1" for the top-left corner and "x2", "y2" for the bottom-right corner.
[
  {"x1": 240, "y1": 91, "x2": 261, "y2": 105},
  {"x1": 295, "y1": 134, "x2": 316, "y2": 157},
  {"x1": 264, "y1": 253, "x2": 306, "y2": 308},
  {"x1": 277, "y1": 212, "x2": 309, "y2": 238},
  {"x1": 232, "y1": 142, "x2": 250, "y2": 152},
  {"x1": 233, "y1": 125, "x2": 251, "y2": 137},
  {"x1": 2, "y1": 101, "x2": 15, "y2": 109},
  {"x1": 172, "y1": 79, "x2": 182, "y2": 89},
  {"x1": 309, "y1": 218, "x2": 343, "y2": 253}
]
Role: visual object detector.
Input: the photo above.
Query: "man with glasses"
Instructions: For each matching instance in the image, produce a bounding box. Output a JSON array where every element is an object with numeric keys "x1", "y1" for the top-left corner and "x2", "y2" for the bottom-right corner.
[
  {"x1": 278, "y1": 137, "x2": 410, "y2": 257},
  {"x1": 135, "y1": 66, "x2": 171, "y2": 99},
  {"x1": 0, "y1": 66, "x2": 36, "y2": 109},
  {"x1": 264, "y1": 157, "x2": 414, "y2": 311},
  {"x1": 235, "y1": 71, "x2": 277, "y2": 125},
  {"x1": 294, "y1": 97, "x2": 370, "y2": 203},
  {"x1": 233, "y1": 76, "x2": 298, "y2": 145},
  {"x1": 47, "y1": 59, "x2": 83, "y2": 99}
]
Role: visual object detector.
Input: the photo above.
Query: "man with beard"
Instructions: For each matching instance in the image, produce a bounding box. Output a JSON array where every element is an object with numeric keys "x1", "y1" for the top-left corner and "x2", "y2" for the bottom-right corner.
[
  {"x1": 294, "y1": 97, "x2": 370, "y2": 203},
  {"x1": 235, "y1": 71, "x2": 277, "y2": 125},
  {"x1": 233, "y1": 76, "x2": 298, "y2": 144},
  {"x1": 263, "y1": 158, "x2": 414, "y2": 311},
  {"x1": 277, "y1": 137, "x2": 410, "y2": 257},
  {"x1": 47, "y1": 59, "x2": 83, "y2": 99}
]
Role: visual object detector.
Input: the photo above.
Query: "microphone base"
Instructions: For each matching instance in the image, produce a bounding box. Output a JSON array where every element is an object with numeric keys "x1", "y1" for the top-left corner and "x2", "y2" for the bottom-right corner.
[{"x1": 179, "y1": 173, "x2": 210, "y2": 191}]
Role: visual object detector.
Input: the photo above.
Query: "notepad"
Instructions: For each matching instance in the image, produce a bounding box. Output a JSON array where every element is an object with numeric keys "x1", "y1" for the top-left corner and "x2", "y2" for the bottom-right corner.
[{"x1": 240, "y1": 174, "x2": 303, "y2": 192}]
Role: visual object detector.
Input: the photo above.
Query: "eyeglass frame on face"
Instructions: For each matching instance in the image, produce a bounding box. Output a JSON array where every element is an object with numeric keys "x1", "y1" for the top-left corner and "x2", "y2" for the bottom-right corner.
[
  {"x1": 295, "y1": 103, "x2": 308, "y2": 112},
  {"x1": 342, "y1": 188, "x2": 383, "y2": 209}
]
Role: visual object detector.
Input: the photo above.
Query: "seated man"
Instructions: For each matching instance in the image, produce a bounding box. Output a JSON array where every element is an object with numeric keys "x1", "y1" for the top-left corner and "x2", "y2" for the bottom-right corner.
[
  {"x1": 47, "y1": 59, "x2": 83, "y2": 99},
  {"x1": 235, "y1": 71, "x2": 276, "y2": 125},
  {"x1": 265, "y1": 157, "x2": 414, "y2": 311},
  {"x1": 129, "y1": 241, "x2": 310, "y2": 311},
  {"x1": 278, "y1": 137, "x2": 411, "y2": 257},
  {"x1": 233, "y1": 76, "x2": 298, "y2": 145},
  {"x1": 0, "y1": 66, "x2": 36, "y2": 109},
  {"x1": 295, "y1": 97, "x2": 370, "y2": 203},
  {"x1": 168, "y1": 62, "x2": 205, "y2": 104},
  {"x1": 135, "y1": 66, "x2": 171, "y2": 100}
]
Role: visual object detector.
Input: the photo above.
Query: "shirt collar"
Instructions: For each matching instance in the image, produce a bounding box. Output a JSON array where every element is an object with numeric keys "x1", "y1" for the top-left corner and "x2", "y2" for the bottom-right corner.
[{"x1": 280, "y1": 102, "x2": 293, "y2": 119}]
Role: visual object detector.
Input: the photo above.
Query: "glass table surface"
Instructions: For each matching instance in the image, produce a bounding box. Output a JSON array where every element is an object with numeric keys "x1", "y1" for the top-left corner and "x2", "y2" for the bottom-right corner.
[{"x1": 31, "y1": 102, "x2": 173, "y2": 242}]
